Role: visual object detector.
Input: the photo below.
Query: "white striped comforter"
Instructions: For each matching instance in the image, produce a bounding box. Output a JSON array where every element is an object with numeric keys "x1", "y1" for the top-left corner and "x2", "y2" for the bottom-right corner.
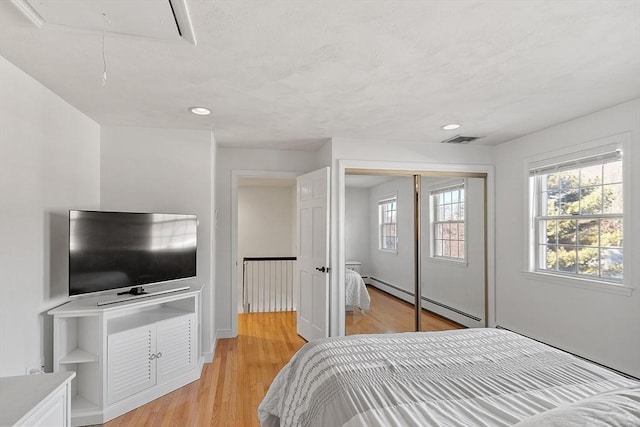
[
  {"x1": 258, "y1": 328, "x2": 640, "y2": 426},
  {"x1": 345, "y1": 268, "x2": 370, "y2": 312}
]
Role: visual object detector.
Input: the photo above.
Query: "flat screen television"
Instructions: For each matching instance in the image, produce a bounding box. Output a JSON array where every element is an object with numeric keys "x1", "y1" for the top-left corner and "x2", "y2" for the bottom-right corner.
[{"x1": 69, "y1": 210, "x2": 197, "y2": 297}]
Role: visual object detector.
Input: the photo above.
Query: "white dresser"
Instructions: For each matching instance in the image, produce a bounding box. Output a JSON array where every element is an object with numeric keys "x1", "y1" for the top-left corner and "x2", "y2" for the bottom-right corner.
[{"x1": 0, "y1": 372, "x2": 75, "y2": 426}]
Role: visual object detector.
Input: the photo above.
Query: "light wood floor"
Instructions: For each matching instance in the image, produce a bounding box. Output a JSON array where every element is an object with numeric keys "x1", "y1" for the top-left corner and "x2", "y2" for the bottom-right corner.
[
  {"x1": 105, "y1": 289, "x2": 462, "y2": 426},
  {"x1": 346, "y1": 285, "x2": 463, "y2": 335}
]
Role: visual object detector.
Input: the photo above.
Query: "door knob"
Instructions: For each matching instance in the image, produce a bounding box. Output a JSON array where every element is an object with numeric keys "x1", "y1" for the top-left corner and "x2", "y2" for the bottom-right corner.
[{"x1": 315, "y1": 266, "x2": 330, "y2": 273}]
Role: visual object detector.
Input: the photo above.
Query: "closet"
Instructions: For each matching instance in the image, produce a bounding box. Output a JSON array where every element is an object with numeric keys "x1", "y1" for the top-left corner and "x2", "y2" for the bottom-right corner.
[{"x1": 344, "y1": 170, "x2": 487, "y2": 335}]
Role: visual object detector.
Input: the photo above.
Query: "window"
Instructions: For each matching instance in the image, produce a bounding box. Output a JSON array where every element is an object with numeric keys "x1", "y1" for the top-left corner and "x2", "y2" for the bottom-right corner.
[
  {"x1": 431, "y1": 182, "x2": 465, "y2": 260},
  {"x1": 530, "y1": 150, "x2": 623, "y2": 282},
  {"x1": 378, "y1": 196, "x2": 397, "y2": 251}
]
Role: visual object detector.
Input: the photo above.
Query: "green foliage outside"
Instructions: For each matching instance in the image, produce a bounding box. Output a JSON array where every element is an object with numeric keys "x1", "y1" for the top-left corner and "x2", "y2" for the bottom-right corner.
[{"x1": 541, "y1": 166, "x2": 623, "y2": 279}]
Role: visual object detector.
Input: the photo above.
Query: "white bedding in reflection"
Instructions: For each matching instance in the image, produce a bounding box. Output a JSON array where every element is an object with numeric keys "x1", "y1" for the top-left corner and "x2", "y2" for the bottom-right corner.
[
  {"x1": 345, "y1": 268, "x2": 370, "y2": 312},
  {"x1": 258, "y1": 328, "x2": 640, "y2": 427}
]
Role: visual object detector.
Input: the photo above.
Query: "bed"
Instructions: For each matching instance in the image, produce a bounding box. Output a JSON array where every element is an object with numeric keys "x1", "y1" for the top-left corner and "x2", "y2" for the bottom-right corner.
[
  {"x1": 345, "y1": 268, "x2": 370, "y2": 313},
  {"x1": 258, "y1": 328, "x2": 640, "y2": 426}
]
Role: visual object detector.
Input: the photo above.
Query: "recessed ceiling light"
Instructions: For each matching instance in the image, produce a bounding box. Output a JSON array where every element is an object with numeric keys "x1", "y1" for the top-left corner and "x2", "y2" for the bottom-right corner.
[
  {"x1": 189, "y1": 106, "x2": 211, "y2": 116},
  {"x1": 441, "y1": 123, "x2": 461, "y2": 131}
]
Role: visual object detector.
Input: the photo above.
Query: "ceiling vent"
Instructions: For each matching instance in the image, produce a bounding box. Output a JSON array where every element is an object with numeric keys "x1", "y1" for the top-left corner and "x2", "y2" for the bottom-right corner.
[{"x1": 440, "y1": 135, "x2": 481, "y2": 144}]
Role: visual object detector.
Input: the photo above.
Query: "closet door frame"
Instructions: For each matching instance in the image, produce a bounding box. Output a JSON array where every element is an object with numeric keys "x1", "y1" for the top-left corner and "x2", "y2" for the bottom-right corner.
[{"x1": 337, "y1": 160, "x2": 494, "y2": 335}]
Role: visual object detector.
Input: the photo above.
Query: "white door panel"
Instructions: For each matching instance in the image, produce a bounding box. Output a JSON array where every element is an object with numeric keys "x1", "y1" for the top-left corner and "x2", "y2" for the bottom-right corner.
[{"x1": 296, "y1": 167, "x2": 330, "y2": 341}]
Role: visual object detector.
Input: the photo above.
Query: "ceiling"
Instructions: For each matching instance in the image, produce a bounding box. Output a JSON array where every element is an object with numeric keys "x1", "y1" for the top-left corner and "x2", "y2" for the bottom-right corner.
[{"x1": 0, "y1": 1, "x2": 638, "y2": 151}]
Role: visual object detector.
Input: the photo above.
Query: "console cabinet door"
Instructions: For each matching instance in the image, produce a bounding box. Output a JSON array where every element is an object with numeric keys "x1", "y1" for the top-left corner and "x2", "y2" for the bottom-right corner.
[
  {"x1": 156, "y1": 314, "x2": 196, "y2": 384},
  {"x1": 107, "y1": 326, "x2": 157, "y2": 405}
]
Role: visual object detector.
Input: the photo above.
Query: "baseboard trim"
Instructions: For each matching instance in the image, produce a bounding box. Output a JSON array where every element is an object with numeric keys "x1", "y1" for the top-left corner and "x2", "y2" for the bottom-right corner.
[
  {"x1": 216, "y1": 329, "x2": 235, "y2": 339},
  {"x1": 367, "y1": 276, "x2": 481, "y2": 322}
]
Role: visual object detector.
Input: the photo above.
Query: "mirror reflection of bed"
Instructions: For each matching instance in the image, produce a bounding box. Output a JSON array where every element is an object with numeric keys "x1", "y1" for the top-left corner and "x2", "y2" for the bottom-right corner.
[{"x1": 344, "y1": 172, "x2": 486, "y2": 335}]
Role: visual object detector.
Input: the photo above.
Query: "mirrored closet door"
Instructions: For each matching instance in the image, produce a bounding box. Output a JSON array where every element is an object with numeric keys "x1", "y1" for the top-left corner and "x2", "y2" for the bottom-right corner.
[{"x1": 344, "y1": 171, "x2": 487, "y2": 336}]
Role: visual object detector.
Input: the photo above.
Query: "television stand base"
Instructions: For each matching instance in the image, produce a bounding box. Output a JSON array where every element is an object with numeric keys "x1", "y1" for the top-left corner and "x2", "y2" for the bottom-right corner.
[
  {"x1": 97, "y1": 286, "x2": 190, "y2": 306},
  {"x1": 117, "y1": 286, "x2": 147, "y2": 296}
]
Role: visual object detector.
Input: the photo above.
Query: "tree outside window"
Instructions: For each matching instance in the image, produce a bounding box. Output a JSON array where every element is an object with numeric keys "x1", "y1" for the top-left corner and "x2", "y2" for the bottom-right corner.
[{"x1": 533, "y1": 154, "x2": 623, "y2": 281}]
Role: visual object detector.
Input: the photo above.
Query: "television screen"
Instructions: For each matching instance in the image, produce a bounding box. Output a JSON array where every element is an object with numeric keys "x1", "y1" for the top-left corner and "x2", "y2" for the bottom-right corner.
[{"x1": 69, "y1": 210, "x2": 197, "y2": 296}]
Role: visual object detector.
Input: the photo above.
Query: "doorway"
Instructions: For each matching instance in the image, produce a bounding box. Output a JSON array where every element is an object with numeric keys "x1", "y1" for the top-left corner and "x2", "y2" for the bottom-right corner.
[{"x1": 230, "y1": 171, "x2": 299, "y2": 338}]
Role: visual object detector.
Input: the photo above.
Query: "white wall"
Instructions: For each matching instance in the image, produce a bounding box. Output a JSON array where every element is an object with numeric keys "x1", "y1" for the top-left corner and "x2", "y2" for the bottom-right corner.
[
  {"x1": 238, "y1": 185, "x2": 295, "y2": 257},
  {"x1": 0, "y1": 55, "x2": 100, "y2": 376},
  {"x1": 237, "y1": 184, "x2": 296, "y2": 312},
  {"x1": 494, "y1": 99, "x2": 640, "y2": 377},
  {"x1": 215, "y1": 148, "x2": 319, "y2": 337},
  {"x1": 421, "y1": 177, "x2": 485, "y2": 327},
  {"x1": 100, "y1": 126, "x2": 216, "y2": 361},
  {"x1": 344, "y1": 187, "x2": 370, "y2": 273}
]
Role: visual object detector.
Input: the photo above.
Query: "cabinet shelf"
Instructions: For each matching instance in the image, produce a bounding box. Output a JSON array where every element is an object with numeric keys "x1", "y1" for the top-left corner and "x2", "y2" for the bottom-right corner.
[
  {"x1": 107, "y1": 306, "x2": 194, "y2": 336},
  {"x1": 59, "y1": 347, "x2": 99, "y2": 364},
  {"x1": 71, "y1": 394, "x2": 99, "y2": 413}
]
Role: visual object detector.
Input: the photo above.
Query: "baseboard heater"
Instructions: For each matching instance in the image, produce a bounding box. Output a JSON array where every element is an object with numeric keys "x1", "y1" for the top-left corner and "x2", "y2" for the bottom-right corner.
[{"x1": 367, "y1": 276, "x2": 481, "y2": 322}]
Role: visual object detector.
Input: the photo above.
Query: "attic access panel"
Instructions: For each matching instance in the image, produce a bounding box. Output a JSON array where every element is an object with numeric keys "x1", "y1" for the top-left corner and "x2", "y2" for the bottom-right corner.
[{"x1": 10, "y1": 0, "x2": 196, "y2": 44}]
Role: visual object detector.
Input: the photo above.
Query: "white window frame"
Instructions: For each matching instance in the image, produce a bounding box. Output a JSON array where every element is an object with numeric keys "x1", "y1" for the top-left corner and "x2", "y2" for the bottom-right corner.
[
  {"x1": 430, "y1": 180, "x2": 466, "y2": 262},
  {"x1": 526, "y1": 138, "x2": 628, "y2": 291},
  {"x1": 378, "y1": 195, "x2": 398, "y2": 252}
]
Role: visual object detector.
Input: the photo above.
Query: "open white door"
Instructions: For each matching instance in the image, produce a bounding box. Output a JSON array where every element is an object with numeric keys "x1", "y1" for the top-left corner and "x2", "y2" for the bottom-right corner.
[{"x1": 296, "y1": 167, "x2": 330, "y2": 341}]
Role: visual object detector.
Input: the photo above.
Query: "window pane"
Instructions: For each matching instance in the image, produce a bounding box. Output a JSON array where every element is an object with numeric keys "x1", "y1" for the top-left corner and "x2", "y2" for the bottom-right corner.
[
  {"x1": 558, "y1": 192, "x2": 577, "y2": 215},
  {"x1": 559, "y1": 170, "x2": 579, "y2": 190},
  {"x1": 558, "y1": 246, "x2": 577, "y2": 273},
  {"x1": 460, "y1": 189, "x2": 465, "y2": 202},
  {"x1": 600, "y1": 249, "x2": 623, "y2": 279},
  {"x1": 451, "y1": 241, "x2": 461, "y2": 258},
  {"x1": 459, "y1": 241, "x2": 465, "y2": 258},
  {"x1": 580, "y1": 164, "x2": 602, "y2": 187},
  {"x1": 544, "y1": 245, "x2": 557, "y2": 270},
  {"x1": 450, "y1": 223, "x2": 459, "y2": 240},
  {"x1": 442, "y1": 223, "x2": 451, "y2": 239},
  {"x1": 541, "y1": 220, "x2": 557, "y2": 245},
  {"x1": 451, "y1": 203, "x2": 459, "y2": 220},
  {"x1": 444, "y1": 192, "x2": 451, "y2": 204},
  {"x1": 544, "y1": 172, "x2": 560, "y2": 190},
  {"x1": 603, "y1": 161, "x2": 622, "y2": 184},
  {"x1": 452, "y1": 190, "x2": 459, "y2": 203},
  {"x1": 442, "y1": 240, "x2": 450, "y2": 257},
  {"x1": 577, "y1": 247, "x2": 599, "y2": 276},
  {"x1": 558, "y1": 220, "x2": 576, "y2": 244},
  {"x1": 459, "y1": 203, "x2": 465, "y2": 220},
  {"x1": 577, "y1": 219, "x2": 598, "y2": 246},
  {"x1": 600, "y1": 218, "x2": 622, "y2": 247},
  {"x1": 543, "y1": 191, "x2": 559, "y2": 216},
  {"x1": 602, "y1": 183, "x2": 623, "y2": 214},
  {"x1": 580, "y1": 186, "x2": 602, "y2": 215},
  {"x1": 444, "y1": 204, "x2": 452, "y2": 221}
]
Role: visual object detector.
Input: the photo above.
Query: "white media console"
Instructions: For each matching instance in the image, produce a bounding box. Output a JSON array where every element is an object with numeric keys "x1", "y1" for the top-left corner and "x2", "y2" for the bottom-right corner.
[{"x1": 48, "y1": 285, "x2": 202, "y2": 426}]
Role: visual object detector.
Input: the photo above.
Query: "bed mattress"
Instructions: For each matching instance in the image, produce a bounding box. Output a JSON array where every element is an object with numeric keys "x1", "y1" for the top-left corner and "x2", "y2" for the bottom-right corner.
[
  {"x1": 345, "y1": 268, "x2": 370, "y2": 312},
  {"x1": 258, "y1": 328, "x2": 640, "y2": 426}
]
